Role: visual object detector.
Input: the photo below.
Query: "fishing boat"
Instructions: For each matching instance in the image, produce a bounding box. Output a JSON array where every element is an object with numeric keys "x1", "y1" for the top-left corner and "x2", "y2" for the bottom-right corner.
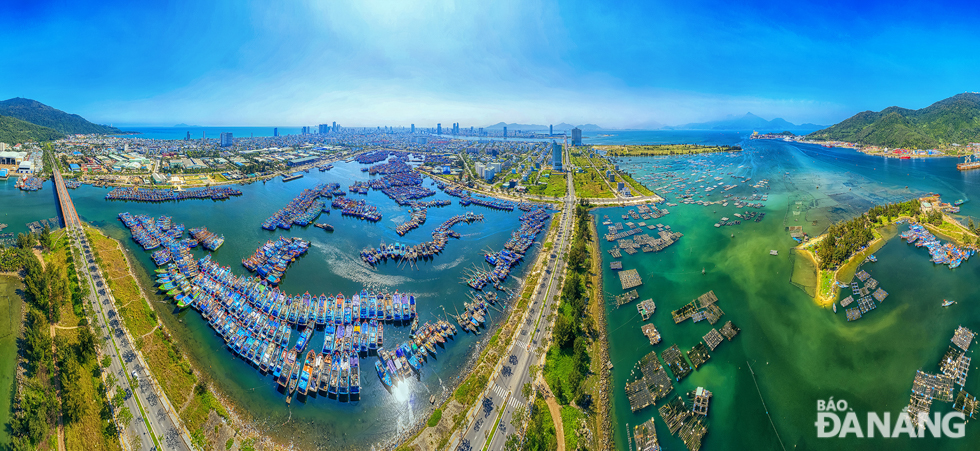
[
  {"x1": 314, "y1": 223, "x2": 334, "y2": 232},
  {"x1": 350, "y1": 354, "x2": 360, "y2": 396},
  {"x1": 278, "y1": 350, "x2": 296, "y2": 388},
  {"x1": 288, "y1": 351, "x2": 304, "y2": 394},
  {"x1": 832, "y1": 303, "x2": 837, "y2": 313},
  {"x1": 375, "y1": 361, "x2": 393, "y2": 388},
  {"x1": 299, "y1": 350, "x2": 315, "y2": 396},
  {"x1": 328, "y1": 353, "x2": 341, "y2": 395},
  {"x1": 942, "y1": 299, "x2": 956, "y2": 307}
]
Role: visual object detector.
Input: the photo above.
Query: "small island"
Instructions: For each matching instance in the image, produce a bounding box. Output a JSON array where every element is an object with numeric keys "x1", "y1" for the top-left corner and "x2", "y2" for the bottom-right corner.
[{"x1": 799, "y1": 196, "x2": 979, "y2": 306}]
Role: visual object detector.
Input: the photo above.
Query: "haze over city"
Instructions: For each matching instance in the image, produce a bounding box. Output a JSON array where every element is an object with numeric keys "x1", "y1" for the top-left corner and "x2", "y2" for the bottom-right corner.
[{"x1": 2, "y1": 0, "x2": 977, "y2": 128}]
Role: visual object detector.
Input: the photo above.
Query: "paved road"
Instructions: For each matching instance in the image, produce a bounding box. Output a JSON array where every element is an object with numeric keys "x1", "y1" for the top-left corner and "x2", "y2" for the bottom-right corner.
[
  {"x1": 457, "y1": 142, "x2": 578, "y2": 451},
  {"x1": 53, "y1": 164, "x2": 189, "y2": 451}
]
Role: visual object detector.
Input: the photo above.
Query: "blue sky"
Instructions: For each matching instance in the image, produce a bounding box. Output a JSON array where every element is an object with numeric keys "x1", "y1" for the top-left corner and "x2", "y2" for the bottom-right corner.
[{"x1": 1, "y1": 0, "x2": 977, "y2": 128}]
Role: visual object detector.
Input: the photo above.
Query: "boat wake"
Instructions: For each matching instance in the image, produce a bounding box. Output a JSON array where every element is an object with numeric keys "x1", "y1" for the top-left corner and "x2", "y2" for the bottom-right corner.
[
  {"x1": 433, "y1": 254, "x2": 466, "y2": 271},
  {"x1": 311, "y1": 241, "x2": 413, "y2": 285}
]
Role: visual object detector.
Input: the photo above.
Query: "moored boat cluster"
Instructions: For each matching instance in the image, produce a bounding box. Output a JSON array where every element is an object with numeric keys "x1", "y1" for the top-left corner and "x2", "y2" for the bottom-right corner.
[
  {"x1": 361, "y1": 211, "x2": 484, "y2": 265},
  {"x1": 241, "y1": 237, "x2": 310, "y2": 285},
  {"x1": 901, "y1": 224, "x2": 975, "y2": 269},
  {"x1": 465, "y1": 208, "x2": 549, "y2": 291},
  {"x1": 261, "y1": 183, "x2": 340, "y2": 230},
  {"x1": 106, "y1": 186, "x2": 242, "y2": 202},
  {"x1": 150, "y1": 253, "x2": 459, "y2": 401}
]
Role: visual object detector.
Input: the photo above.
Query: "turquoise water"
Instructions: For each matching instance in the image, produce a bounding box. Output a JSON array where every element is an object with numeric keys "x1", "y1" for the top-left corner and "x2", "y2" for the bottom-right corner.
[
  {"x1": 1, "y1": 160, "x2": 549, "y2": 449},
  {"x1": 602, "y1": 139, "x2": 980, "y2": 450}
]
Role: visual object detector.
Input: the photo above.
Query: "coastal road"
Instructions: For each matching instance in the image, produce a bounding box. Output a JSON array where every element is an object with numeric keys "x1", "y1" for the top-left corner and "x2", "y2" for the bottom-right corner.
[
  {"x1": 53, "y1": 164, "x2": 190, "y2": 451},
  {"x1": 457, "y1": 144, "x2": 578, "y2": 451}
]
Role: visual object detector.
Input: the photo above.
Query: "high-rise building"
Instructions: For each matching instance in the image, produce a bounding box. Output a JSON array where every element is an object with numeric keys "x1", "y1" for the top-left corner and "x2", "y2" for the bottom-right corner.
[
  {"x1": 437, "y1": 123, "x2": 442, "y2": 134},
  {"x1": 503, "y1": 127, "x2": 508, "y2": 138},
  {"x1": 274, "y1": 127, "x2": 279, "y2": 137},
  {"x1": 411, "y1": 124, "x2": 415, "y2": 134},
  {"x1": 550, "y1": 124, "x2": 553, "y2": 135},
  {"x1": 332, "y1": 121, "x2": 337, "y2": 131},
  {"x1": 572, "y1": 127, "x2": 582, "y2": 146},
  {"x1": 551, "y1": 140, "x2": 563, "y2": 172},
  {"x1": 185, "y1": 131, "x2": 191, "y2": 141},
  {"x1": 319, "y1": 124, "x2": 329, "y2": 134},
  {"x1": 220, "y1": 132, "x2": 233, "y2": 147}
]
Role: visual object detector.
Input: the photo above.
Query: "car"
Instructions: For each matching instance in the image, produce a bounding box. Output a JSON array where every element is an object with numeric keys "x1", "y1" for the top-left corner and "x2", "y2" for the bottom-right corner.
[{"x1": 131, "y1": 369, "x2": 139, "y2": 380}]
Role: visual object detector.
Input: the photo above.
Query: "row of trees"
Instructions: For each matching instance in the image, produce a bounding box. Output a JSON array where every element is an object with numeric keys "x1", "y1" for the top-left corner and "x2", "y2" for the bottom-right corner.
[
  {"x1": 547, "y1": 203, "x2": 595, "y2": 408},
  {"x1": 815, "y1": 199, "x2": 923, "y2": 270}
]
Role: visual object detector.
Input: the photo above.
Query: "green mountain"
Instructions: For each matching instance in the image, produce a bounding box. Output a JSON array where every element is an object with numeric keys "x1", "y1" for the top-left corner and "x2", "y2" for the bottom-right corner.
[
  {"x1": 809, "y1": 93, "x2": 980, "y2": 149},
  {"x1": 0, "y1": 115, "x2": 64, "y2": 144},
  {"x1": 0, "y1": 97, "x2": 123, "y2": 135}
]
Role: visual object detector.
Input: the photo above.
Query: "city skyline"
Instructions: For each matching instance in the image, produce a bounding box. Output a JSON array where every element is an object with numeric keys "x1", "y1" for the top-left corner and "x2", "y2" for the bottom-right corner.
[{"x1": 1, "y1": 0, "x2": 977, "y2": 128}]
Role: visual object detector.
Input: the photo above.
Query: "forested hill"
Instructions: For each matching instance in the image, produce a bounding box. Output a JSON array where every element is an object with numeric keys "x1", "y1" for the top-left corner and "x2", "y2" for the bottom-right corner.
[
  {"x1": 0, "y1": 97, "x2": 123, "y2": 135},
  {"x1": 0, "y1": 115, "x2": 64, "y2": 144},
  {"x1": 808, "y1": 93, "x2": 980, "y2": 149}
]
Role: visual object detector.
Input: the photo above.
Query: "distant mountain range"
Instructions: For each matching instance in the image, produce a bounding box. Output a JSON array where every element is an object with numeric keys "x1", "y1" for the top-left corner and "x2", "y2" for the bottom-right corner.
[
  {"x1": 0, "y1": 97, "x2": 123, "y2": 136},
  {"x1": 665, "y1": 112, "x2": 823, "y2": 131},
  {"x1": 483, "y1": 122, "x2": 603, "y2": 132},
  {"x1": 0, "y1": 115, "x2": 64, "y2": 145},
  {"x1": 808, "y1": 93, "x2": 980, "y2": 149}
]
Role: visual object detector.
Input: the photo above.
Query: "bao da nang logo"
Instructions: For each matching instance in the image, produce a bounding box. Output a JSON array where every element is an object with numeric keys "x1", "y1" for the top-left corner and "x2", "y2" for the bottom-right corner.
[{"x1": 815, "y1": 398, "x2": 966, "y2": 438}]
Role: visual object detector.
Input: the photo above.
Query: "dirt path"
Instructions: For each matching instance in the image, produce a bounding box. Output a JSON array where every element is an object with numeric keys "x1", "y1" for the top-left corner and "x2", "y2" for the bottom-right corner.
[
  {"x1": 537, "y1": 376, "x2": 566, "y2": 451},
  {"x1": 49, "y1": 324, "x2": 67, "y2": 451}
]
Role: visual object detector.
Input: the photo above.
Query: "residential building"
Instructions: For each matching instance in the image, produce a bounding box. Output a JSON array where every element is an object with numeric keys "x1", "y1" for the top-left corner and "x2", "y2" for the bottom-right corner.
[
  {"x1": 220, "y1": 132, "x2": 234, "y2": 147},
  {"x1": 572, "y1": 127, "x2": 582, "y2": 146},
  {"x1": 551, "y1": 141, "x2": 563, "y2": 172}
]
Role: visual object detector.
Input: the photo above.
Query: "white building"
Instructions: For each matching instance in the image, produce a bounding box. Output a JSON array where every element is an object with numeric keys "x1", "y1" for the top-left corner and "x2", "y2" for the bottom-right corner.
[{"x1": 0, "y1": 151, "x2": 27, "y2": 165}]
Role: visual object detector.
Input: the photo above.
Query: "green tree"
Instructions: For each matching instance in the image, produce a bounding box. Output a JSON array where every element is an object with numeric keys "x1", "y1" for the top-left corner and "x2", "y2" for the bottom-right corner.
[
  {"x1": 39, "y1": 224, "x2": 51, "y2": 250},
  {"x1": 117, "y1": 406, "x2": 133, "y2": 429}
]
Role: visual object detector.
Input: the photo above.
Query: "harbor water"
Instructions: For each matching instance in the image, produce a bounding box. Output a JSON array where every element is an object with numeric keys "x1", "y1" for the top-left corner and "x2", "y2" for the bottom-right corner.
[{"x1": 0, "y1": 160, "x2": 548, "y2": 448}]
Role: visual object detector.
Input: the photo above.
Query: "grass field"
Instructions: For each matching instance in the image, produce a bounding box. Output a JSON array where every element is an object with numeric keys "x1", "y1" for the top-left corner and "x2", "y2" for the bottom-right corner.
[
  {"x1": 527, "y1": 171, "x2": 567, "y2": 197},
  {"x1": 572, "y1": 168, "x2": 614, "y2": 198}
]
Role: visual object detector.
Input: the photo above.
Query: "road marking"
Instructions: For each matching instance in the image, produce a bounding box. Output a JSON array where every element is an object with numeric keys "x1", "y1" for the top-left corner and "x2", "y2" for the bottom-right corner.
[{"x1": 508, "y1": 397, "x2": 524, "y2": 409}]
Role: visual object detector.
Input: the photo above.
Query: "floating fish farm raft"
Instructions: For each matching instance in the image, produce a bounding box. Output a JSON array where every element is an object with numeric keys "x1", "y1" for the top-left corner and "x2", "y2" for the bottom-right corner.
[
  {"x1": 626, "y1": 350, "x2": 674, "y2": 412},
  {"x1": 615, "y1": 289, "x2": 639, "y2": 307},
  {"x1": 106, "y1": 186, "x2": 243, "y2": 202},
  {"x1": 662, "y1": 344, "x2": 693, "y2": 381},
  {"x1": 671, "y1": 291, "x2": 723, "y2": 324},
  {"x1": 619, "y1": 269, "x2": 643, "y2": 290},
  {"x1": 659, "y1": 396, "x2": 708, "y2": 451}
]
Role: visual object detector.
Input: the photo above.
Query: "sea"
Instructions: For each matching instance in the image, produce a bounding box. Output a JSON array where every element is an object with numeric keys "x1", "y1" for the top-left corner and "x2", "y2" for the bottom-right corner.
[{"x1": 3, "y1": 130, "x2": 980, "y2": 450}]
